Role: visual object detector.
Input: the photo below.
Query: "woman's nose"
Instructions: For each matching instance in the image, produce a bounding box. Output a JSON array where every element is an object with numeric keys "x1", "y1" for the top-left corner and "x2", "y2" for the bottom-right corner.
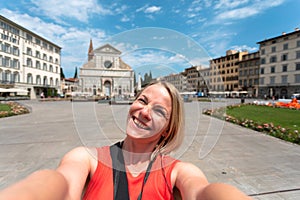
[{"x1": 140, "y1": 105, "x2": 152, "y2": 120}]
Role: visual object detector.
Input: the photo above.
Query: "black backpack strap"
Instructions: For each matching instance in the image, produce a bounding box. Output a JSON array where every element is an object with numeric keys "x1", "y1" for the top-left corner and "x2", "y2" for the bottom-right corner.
[{"x1": 110, "y1": 142, "x2": 130, "y2": 200}]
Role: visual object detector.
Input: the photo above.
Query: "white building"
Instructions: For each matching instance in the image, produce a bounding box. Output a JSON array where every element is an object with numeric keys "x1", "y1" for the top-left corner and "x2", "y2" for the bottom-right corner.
[
  {"x1": 257, "y1": 29, "x2": 300, "y2": 98},
  {"x1": 158, "y1": 72, "x2": 187, "y2": 92},
  {"x1": 0, "y1": 15, "x2": 61, "y2": 99},
  {"x1": 79, "y1": 42, "x2": 134, "y2": 98}
]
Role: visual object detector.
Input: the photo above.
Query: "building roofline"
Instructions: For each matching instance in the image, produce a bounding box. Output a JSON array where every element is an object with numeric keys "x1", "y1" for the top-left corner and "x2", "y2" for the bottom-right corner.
[
  {"x1": 257, "y1": 29, "x2": 300, "y2": 44},
  {"x1": 0, "y1": 15, "x2": 62, "y2": 49}
]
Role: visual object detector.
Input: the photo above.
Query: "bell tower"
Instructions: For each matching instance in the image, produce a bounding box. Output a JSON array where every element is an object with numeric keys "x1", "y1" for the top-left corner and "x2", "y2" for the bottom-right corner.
[{"x1": 88, "y1": 39, "x2": 94, "y2": 61}]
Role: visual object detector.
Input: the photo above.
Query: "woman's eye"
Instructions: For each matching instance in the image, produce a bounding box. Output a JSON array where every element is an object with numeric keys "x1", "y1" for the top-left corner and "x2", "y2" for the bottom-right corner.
[
  {"x1": 153, "y1": 108, "x2": 167, "y2": 118},
  {"x1": 138, "y1": 98, "x2": 147, "y2": 104}
]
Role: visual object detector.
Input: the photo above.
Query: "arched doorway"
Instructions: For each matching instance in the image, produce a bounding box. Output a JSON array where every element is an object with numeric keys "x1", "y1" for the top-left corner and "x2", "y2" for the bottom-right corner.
[{"x1": 104, "y1": 81, "x2": 111, "y2": 98}]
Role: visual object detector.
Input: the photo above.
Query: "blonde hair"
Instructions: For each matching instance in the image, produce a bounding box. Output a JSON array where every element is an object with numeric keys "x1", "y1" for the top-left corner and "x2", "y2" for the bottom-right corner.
[{"x1": 135, "y1": 80, "x2": 185, "y2": 157}]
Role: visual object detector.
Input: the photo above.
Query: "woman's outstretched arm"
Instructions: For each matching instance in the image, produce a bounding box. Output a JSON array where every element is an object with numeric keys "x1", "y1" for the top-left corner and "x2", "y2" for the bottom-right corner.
[
  {"x1": 173, "y1": 162, "x2": 252, "y2": 200},
  {"x1": 0, "y1": 146, "x2": 96, "y2": 200},
  {"x1": 0, "y1": 169, "x2": 68, "y2": 200}
]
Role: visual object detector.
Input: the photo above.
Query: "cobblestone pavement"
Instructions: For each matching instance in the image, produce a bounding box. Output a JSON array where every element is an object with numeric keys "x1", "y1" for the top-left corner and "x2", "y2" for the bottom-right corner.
[{"x1": 0, "y1": 99, "x2": 299, "y2": 199}]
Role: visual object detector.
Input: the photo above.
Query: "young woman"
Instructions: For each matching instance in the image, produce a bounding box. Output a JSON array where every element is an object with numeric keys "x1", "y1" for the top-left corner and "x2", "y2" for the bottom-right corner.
[{"x1": 0, "y1": 81, "x2": 251, "y2": 200}]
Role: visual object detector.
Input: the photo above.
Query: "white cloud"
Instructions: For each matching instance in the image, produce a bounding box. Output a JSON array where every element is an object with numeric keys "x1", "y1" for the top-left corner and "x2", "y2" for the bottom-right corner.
[
  {"x1": 213, "y1": 0, "x2": 286, "y2": 22},
  {"x1": 136, "y1": 5, "x2": 161, "y2": 14},
  {"x1": 214, "y1": 0, "x2": 250, "y2": 10},
  {"x1": 230, "y1": 45, "x2": 258, "y2": 52},
  {"x1": 144, "y1": 6, "x2": 161, "y2": 13},
  {"x1": 216, "y1": 6, "x2": 258, "y2": 20},
  {"x1": 30, "y1": 0, "x2": 112, "y2": 23},
  {"x1": 121, "y1": 15, "x2": 130, "y2": 22}
]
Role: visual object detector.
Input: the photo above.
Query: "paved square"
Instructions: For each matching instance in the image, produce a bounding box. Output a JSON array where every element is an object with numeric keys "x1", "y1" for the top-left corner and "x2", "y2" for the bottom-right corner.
[{"x1": 0, "y1": 99, "x2": 299, "y2": 199}]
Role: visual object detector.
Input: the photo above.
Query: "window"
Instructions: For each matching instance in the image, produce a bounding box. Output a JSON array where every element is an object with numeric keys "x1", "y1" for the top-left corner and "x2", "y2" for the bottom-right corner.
[
  {"x1": 281, "y1": 75, "x2": 288, "y2": 84},
  {"x1": 36, "y1": 75, "x2": 41, "y2": 85},
  {"x1": 271, "y1": 46, "x2": 276, "y2": 52},
  {"x1": 270, "y1": 56, "x2": 277, "y2": 63},
  {"x1": 260, "y1": 68, "x2": 264, "y2": 74},
  {"x1": 36, "y1": 61, "x2": 40, "y2": 69},
  {"x1": 43, "y1": 54, "x2": 47, "y2": 60},
  {"x1": 12, "y1": 46, "x2": 19, "y2": 56},
  {"x1": 36, "y1": 51, "x2": 40, "y2": 58},
  {"x1": 27, "y1": 58, "x2": 32, "y2": 67},
  {"x1": 26, "y1": 33, "x2": 32, "y2": 42},
  {"x1": 249, "y1": 69, "x2": 253, "y2": 75},
  {"x1": 27, "y1": 74, "x2": 33, "y2": 84},
  {"x1": 270, "y1": 76, "x2": 275, "y2": 84},
  {"x1": 270, "y1": 66, "x2": 275, "y2": 73},
  {"x1": 56, "y1": 78, "x2": 59, "y2": 86},
  {"x1": 35, "y1": 38, "x2": 41, "y2": 45},
  {"x1": 261, "y1": 49, "x2": 265, "y2": 55},
  {"x1": 296, "y1": 51, "x2": 300, "y2": 59},
  {"x1": 283, "y1": 43, "x2": 288, "y2": 50},
  {"x1": 43, "y1": 63, "x2": 47, "y2": 70},
  {"x1": 12, "y1": 59, "x2": 19, "y2": 69},
  {"x1": 282, "y1": 54, "x2": 288, "y2": 61},
  {"x1": 4, "y1": 43, "x2": 11, "y2": 53},
  {"x1": 249, "y1": 79, "x2": 252, "y2": 86},
  {"x1": 43, "y1": 42, "x2": 48, "y2": 49},
  {"x1": 27, "y1": 48, "x2": 32, "y2": 56},
  {"x1": 295, "y1": 74, "x2": 300, "y2": 83},
  {"x1": 260, "y1": 77, "x2": 264, "y2": 85},
  {"x1": 282, "y1": 65, "x2": 288, "y2": 72},
  {"x1": 296, "y1": 63, "x2": 300, "y2": 70},
  {"x1": 3, "y1": 57, "x2": 10, "y2": 67}
]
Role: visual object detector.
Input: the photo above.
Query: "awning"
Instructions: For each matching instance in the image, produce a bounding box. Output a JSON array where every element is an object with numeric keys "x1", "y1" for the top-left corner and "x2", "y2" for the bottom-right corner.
[{"x1": 0, "y1": 88, "x2": 28, "y2": 93}]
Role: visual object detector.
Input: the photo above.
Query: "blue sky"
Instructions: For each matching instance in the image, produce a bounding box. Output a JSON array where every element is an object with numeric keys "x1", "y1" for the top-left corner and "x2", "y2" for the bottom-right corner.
[{"x1": 1, "y1": 0, "x2": 299, "y2": 78}]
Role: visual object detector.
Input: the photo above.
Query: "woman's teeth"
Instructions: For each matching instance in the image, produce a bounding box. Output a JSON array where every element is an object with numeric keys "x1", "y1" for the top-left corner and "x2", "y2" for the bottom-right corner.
[{"x1": 133, "y1": 117, "x2": 149, "y2": 130}]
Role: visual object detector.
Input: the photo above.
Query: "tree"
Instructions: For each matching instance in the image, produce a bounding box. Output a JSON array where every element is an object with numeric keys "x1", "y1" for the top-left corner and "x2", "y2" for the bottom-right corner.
[
  {"x1": 60, "y1": 68, "x2": 65, "y2": 80},
  {"x1": 73, "y1": 67, "x2": 78, "y2": 79}
]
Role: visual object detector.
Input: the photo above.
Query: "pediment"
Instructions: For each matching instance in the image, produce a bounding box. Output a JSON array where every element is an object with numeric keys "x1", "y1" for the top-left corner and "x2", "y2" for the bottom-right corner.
[{"x1": 93, "y1": 44, "x2": 122, "y2": 55}]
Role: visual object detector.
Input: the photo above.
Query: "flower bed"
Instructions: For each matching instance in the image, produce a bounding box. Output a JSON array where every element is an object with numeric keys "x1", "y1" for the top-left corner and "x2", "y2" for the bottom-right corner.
[
  {"x1": 203, "y1": 103, "x2": 300, "y2": 145},
  {"x1": 0, "y1": 101, "x2": 30, "y2": 118}
]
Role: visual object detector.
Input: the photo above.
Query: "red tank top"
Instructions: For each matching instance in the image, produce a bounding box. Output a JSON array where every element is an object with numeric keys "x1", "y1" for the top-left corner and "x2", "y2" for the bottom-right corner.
[{"x1": 83, "y1": 146, "x2": 179, "y2": 200}]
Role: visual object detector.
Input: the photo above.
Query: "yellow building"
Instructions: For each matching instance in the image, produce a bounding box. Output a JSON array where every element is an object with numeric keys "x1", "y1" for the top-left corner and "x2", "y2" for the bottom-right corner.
[{"x1": 209, "y1": 50, "x2": 248, "y2": 94}]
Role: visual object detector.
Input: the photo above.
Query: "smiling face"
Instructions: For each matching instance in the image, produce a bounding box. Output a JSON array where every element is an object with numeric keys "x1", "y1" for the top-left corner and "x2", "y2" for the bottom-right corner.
[{"x1": 126, "y1": 84, "x2": 172, "y2": 141}]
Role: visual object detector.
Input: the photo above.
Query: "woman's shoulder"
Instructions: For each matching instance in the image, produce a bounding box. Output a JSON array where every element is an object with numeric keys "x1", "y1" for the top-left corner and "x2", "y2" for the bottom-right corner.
[
  {"x1": 173, "y1": 161, "x2": 206, "y2": 176},
  {"x1": 172, "y1": 161, "x2": 208, "y2": 185},
  {"x1": 64, "y1": 145, "x2": 110, "y2": 159}
]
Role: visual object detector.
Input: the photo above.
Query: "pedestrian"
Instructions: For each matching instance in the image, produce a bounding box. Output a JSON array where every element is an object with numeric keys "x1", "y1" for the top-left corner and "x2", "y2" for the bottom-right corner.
[{"x1": 0, "y1": 80, "x2": 251, "y2": 200}]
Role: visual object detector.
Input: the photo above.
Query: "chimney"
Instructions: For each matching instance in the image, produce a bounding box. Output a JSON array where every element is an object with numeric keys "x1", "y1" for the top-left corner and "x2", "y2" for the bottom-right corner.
[
  {"x1": 295, "y1": 27, "x2": 299, "y2": 31},
  {"x1": 282, "y1": 32, "x2": 286, "y2": 35}
]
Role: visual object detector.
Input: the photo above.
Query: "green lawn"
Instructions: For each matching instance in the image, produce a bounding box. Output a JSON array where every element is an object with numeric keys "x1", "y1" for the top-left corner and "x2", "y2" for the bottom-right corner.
[
  {"x1": 226, "y1": 104, "x2": 300, "y2": 132},
  {"x1": 203, "y1": 104, "x2": 300, "y2": 144},
  {"x1": 0, "y1": 103, "x2": 11, "y2": 112},
  {"x1": 0, "y1": 102, "x2": 29, "y2": 118}
]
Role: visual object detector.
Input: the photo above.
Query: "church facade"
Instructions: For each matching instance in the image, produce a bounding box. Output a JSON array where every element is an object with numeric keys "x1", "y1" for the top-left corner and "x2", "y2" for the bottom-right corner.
[{"x1": 79, "y1": 41, "x2": 134, "y2": 98}]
